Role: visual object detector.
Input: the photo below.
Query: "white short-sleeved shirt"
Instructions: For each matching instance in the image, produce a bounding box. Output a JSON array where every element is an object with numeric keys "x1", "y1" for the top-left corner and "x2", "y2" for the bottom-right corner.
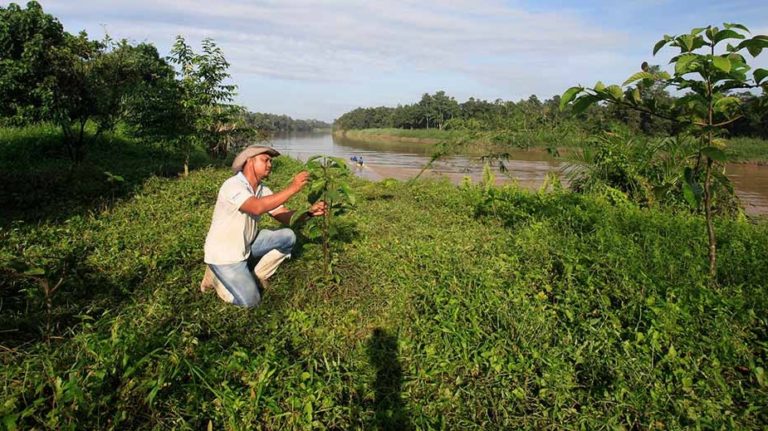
[{"x1": 204, "y1": 172, "x2": 283, "y2": 264}]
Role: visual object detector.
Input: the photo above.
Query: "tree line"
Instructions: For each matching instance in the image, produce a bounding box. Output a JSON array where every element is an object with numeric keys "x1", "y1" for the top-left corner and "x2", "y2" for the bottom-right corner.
[
  {"x1": 333, "y1": 85, "x2": 767, "y2": 140},
  {"x1": 245, "y1": 112, "x2": 330, "y2": 133},
  {"x1": 0, "y1": 1, "x2": 325, "y2": 171}
]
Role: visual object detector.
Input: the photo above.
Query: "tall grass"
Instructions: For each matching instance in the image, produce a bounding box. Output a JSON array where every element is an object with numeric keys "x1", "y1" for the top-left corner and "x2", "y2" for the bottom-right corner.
[
  {"x1": 726, "y1": 136, "x2": 768, "y2": 163},
  {"x1": 1, "y1": 139, "x2": 766, "y2": 428}
]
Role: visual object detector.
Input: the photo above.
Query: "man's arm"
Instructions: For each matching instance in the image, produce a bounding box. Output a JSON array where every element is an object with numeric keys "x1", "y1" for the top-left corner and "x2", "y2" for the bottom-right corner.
[
  {"x1": 238, "y1": 172, "x2": 309, "y2": 216},
  {"x1": 270, "y1": 201, "x2": 328, "y2": 225}
]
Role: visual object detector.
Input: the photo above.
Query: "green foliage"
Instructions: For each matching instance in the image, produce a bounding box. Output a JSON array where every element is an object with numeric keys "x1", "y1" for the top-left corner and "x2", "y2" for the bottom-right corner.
[
  {"x1": 561, "y1": 23, "x2": 767, "y2": 276},
  {"x1": 166, "y1": 36, "x2": 254, "y2": 171},
  {"x1": 1, "y1": 159, "x2": 767, "y2": 429},
  {"x1": 291, "y1": 155, "x2": 356, "y2": 280}
]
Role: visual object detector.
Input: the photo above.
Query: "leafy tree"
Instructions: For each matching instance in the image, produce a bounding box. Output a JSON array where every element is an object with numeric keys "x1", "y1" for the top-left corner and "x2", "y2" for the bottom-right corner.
[
  {"x1": 561, "y1": 23, "x2": 768, "y2": 277},
  {"x1": 0, "y1": 2, "x2": 172, "y2": 161},
  {"x1": 0, "y1": 1, "x2": 67, "y2": 124},
  {"x1": 168, "y1": 36, "x2": 246, "y2": 175}
]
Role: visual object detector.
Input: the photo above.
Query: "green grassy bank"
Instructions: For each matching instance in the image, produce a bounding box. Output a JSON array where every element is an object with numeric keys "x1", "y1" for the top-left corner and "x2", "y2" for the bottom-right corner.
[
  {"x1": 335, "y1": 127, "x2": 587, "y2": 152},
  {"x1": 336, "y1": 128, "x2": 768, "y2": 163},
  {"x1": 1, "y1": 133, "x2": 767, "y2": 428}
]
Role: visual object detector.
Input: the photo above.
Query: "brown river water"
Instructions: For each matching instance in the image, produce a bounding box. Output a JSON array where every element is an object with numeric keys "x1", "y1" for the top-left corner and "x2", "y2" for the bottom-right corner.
[{"x1": 269, "y1": 132, "x2": 768, "y2": 217}]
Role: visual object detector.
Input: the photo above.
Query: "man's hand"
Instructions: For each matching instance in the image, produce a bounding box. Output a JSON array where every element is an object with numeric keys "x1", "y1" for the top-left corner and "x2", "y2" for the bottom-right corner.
[
  {"x1": 308, "y1": 200, "x2": 328, "y2": 217},
  {"x1": 290, "y1": 171, "x2": 310, "y2": 192}
]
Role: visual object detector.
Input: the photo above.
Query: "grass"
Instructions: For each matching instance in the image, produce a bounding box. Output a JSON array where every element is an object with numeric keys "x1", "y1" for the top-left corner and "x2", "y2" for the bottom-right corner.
[
  {"x1": 337, "y1": 127, "x2": 589, "y2": 153},
  {"x1": 726, "y1": 136, "x2": 768, "y2": 163},
  {"x1": 1, "y1": 128, "x2": 767, "y2": 429}
]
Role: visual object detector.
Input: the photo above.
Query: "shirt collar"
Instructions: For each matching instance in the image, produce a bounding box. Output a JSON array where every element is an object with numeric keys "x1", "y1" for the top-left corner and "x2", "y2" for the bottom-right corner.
[{"x1": 235, "y1": 171, "x2": 261, "y2": 195}]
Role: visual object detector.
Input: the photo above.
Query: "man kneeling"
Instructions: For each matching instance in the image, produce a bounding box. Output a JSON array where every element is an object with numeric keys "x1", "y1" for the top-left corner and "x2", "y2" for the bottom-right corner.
[{"x1": 200, "y1": 145, "x2": 326, "y2": 307}]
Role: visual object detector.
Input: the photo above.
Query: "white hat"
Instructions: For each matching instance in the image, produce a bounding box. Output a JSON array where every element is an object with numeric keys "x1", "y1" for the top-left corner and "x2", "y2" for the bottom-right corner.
[{"x1": 231, "y1": 145, "x2": 280, "y2": 173}]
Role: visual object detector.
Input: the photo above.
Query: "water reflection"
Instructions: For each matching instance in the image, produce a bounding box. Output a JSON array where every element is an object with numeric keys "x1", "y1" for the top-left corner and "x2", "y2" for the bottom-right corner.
[{"x1": 268, "y1": 131, "x2": 768, "y2": 216}]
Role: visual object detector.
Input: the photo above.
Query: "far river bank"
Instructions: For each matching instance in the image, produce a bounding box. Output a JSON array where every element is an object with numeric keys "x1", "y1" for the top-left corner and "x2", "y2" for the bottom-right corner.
[{"x1": 271, "y1": 131, "x2": 768, "y2": 216}]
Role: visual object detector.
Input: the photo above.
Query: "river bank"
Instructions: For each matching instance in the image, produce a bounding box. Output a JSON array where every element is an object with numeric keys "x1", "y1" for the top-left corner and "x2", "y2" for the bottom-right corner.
[{"x1": 334, "y1": 128, "x2": 768, "y2": 165}]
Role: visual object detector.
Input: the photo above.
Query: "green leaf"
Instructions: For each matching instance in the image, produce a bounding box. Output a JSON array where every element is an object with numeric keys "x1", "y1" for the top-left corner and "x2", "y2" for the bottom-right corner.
[
  {"x1": 754, "y1": 68, "x2": 768, "y2": 85},
  {"x1": 571, "y1": 95, "x2": 598, "y2": 114},
  {"x1": 606, "y1": 85, "x2": 623, "y2": 100},
  {"x1": 559, "y1": 86, "x2": 583, "y2": 111},
  {"x1": 594, "y1": 81, "x2": 605, "y2": 92},
  {"x1": 675, "y1": 54, "x2": 699, "y2": 75},
  {"x1": 631, "y1": 87, "x2": 641, "y2": 104},
  {"x1": 622, "y1": 71, "x2": 655, "y2": 86},
  {"x1": 691, "y1": 27, "x2": 707, "y2": 36},
  {"x1": 290, "y1": 205, "x2": 310, "y2": 226},
  {"x1": 701, "y1": 146, "x2": 727, "y2": 162},
  {"x1": 712, "y1": 56, "x2": 731, "y2": 73},
  {"x1": 653, "y1": 38, "x2": 669, "y2": 55},
  {"x1": 724, "y1": 23, "x2": 750, "y2": 33},
  {"x1": 713, "y1": 29, "x2": 745, "y2": 45},
  {"x1": 705, "y1": 26, "x2": 718, "y2": 42},
  {"x1": 737, "y1": 37, "x2": 768, "y2": 57},
  {"x1": 682, "y1": 182, "x2": 698, "y2": 207},
  {"x1": 679, "y1": 34, "x2": 695, "y2": 52},
  {"x1": 714, "y1": 96, "x2": 740, "y2": 114}
]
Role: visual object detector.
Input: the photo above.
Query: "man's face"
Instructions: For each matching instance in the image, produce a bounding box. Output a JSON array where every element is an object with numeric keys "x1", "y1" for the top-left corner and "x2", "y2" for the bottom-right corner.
[{"x1": 249, "y1": 154, "x2": 273, "y2": 179}]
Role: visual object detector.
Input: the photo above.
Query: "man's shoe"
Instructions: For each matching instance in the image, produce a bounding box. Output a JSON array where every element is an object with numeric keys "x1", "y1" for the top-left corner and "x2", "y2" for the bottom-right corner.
[{"x1": 257, "y1": 276, "x2": 269, "y2": 291}]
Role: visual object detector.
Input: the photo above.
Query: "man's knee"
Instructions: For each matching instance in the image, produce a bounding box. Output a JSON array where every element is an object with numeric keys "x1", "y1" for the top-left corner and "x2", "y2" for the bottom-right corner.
[{"x1": 277, "y1": 228, "x2": 296, "y2": 253}]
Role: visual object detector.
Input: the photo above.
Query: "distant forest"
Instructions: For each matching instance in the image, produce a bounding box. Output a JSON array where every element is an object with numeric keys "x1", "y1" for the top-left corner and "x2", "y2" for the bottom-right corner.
[
  {"x1": 244, "y1": 112, "x2": 330, "y2": 133},
  {"x1": 334, "y1": 89, "x2": 768, "y2": 139}
]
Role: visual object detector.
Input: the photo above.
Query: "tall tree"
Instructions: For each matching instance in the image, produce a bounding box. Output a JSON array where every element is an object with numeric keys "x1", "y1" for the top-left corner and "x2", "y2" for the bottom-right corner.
[{"x1": 561, "y1": 23, "x2": 768, "y2": 278}]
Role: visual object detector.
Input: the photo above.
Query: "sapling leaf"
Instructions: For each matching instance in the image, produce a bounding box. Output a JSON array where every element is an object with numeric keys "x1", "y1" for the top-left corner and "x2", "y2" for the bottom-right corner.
[
  {"x1": 724, "y1": 23, "x2": 750, "y2": 33},
  {"x1": 713, "y1": 29, "x2": 746, "y2": 45},
  {"x1": 559, "y1": 86, "x2": 583, "y2": 111},
  {"x1": 675, "y1": 54, "x2": 699, "y2": 75},
  {"x1": 712, "y1": 55, "x2": 731, "y2": 73},
  {"x1": 594, "y1": 81, "x2": 605, "y2": 92},
  {"x1": 623, "y1": 71, "x2": 655, "y2": 86},
  {"x1": 754, "y1": 68, "x2": 768, "y2": 85},
  {"x1": 682, "y1": 182, "x2": 699, "y2": 207},
  {"x1": 606, "y1": 85, "x2": 624, "y2": 100},
  {"x1": 571, "y1": 95, "x2": 598, "y2": 114},
  {"x1": 701, "y1": 147, "x2": 727, "y2": 162},
  {"x1": 290, "y1": 204, "x2": 311, "y2": 226}
]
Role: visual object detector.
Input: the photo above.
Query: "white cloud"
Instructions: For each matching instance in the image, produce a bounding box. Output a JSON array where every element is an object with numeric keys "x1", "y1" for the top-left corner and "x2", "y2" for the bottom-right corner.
[{"x1": 33, "y1": 0, "x2": 768, "y2": 120}]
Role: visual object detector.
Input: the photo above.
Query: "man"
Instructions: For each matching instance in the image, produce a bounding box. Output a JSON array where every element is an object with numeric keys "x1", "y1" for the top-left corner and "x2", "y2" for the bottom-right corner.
[{"x1": 200, "y1": 145, "x2": 327, "y2": 307}]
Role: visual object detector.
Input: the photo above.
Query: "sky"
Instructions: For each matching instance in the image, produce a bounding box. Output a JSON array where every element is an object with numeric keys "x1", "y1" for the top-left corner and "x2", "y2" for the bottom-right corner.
[{"x1": 18, "y1": 0, "x2": 768, "y2": 122}]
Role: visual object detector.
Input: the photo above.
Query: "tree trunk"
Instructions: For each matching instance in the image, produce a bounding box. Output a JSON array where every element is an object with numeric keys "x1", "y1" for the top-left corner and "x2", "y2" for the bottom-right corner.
[{"x1": 703, "y1": 158, "x2": 716, "y2": 278}]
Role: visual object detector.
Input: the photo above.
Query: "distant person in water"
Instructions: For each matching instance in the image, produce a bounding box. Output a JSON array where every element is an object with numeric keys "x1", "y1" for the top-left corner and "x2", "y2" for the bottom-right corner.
[
  {"x1": 350, "y1": 155, "x2": 364, "y2": 167},
  {"x1": 200, "y1": 145, "x2": 327, "y2": 308}
]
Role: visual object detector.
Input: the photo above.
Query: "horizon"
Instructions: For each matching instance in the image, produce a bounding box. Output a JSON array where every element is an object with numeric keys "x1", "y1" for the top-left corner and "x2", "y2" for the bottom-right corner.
[{"x1": 23, "y1": 0, "x2": 768, "y2": 122}]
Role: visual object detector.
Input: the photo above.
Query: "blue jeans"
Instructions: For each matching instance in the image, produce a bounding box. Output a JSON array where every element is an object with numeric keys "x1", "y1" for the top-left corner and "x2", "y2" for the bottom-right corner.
[{"x1": 209, "y1": 228, "x2": 296, "y2": 308}]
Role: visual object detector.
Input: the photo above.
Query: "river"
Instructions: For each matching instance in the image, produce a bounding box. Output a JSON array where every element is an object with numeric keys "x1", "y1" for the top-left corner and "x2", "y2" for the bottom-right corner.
[{"x1": 268, "y1": 131, "x2": 768, "y2": 217}]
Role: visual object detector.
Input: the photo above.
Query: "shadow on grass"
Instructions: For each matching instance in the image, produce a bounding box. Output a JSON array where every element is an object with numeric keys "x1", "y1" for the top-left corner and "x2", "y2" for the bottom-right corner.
[
  {"x1": 0, "y1": 246, "x2": 143, "y2": 348},
  {"x1": 367, "y1": 328, "x2": 412, "y2": 430},
  {"x1": 0, "y1": 131, "x2": 217, "y2": 226}
]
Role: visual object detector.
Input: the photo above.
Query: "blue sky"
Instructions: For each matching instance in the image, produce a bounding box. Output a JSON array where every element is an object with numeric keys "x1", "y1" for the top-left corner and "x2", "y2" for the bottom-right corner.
[{"x1": 22, "y1": 0, "x2": 768, "y2": 122}]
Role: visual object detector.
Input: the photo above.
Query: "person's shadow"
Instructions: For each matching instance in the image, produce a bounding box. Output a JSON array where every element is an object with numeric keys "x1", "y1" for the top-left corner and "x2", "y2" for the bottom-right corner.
[{"x1": 367, "y1": 328, "x2": 412, "y2": 430}]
